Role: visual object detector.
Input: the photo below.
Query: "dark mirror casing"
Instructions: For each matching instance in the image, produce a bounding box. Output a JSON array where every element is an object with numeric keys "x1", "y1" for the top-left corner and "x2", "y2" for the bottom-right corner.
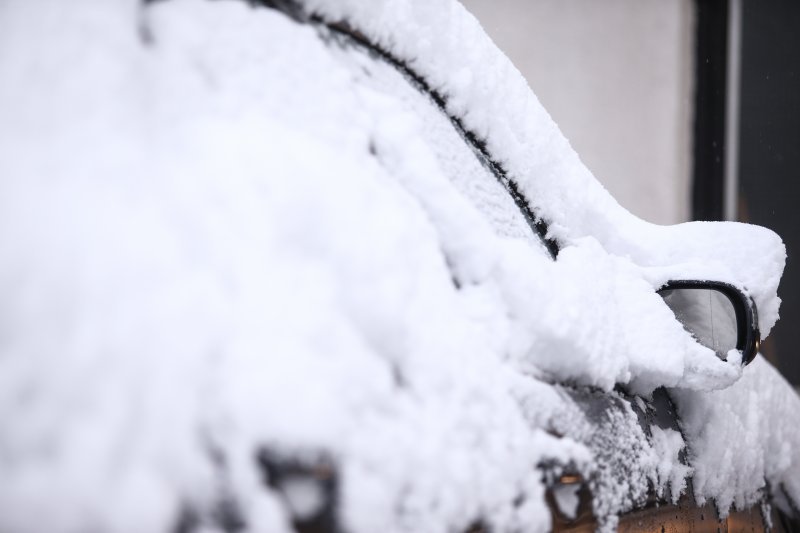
[{"x1": 658, "y1": 281, "x2": 760, "y2": 366}]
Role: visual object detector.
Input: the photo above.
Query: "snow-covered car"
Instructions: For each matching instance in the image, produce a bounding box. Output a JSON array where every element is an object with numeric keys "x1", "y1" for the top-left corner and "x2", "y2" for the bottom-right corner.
[{"x1": 1, "y1": 0, "x2": 800, "y2": 532}]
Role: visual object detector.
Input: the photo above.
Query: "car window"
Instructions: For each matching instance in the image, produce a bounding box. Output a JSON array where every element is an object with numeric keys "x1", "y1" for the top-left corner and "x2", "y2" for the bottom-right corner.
[{"x1": 324, "y1": 31, "x2": 554, "y2": 258}]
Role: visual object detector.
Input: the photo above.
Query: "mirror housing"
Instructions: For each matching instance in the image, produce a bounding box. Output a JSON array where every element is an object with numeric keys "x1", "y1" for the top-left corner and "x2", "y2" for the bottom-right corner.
[{"x1": 658, "y1": 281, "x2": 760, "y2": 366}]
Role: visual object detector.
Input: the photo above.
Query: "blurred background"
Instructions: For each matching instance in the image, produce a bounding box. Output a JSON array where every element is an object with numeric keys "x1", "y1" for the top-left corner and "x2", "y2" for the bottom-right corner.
[{"x1": 462, "y1": 0, "x2": 800, "y2": 386}]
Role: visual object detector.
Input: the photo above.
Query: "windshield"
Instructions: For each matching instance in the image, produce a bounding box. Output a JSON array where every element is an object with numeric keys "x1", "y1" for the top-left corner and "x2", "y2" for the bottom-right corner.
[{"x1": 324, "y1": 29, "x2": 555, "y2": 258}]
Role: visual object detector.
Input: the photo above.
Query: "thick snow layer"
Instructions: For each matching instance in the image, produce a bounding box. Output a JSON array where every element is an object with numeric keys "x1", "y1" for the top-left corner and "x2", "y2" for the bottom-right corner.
[
  {"x1": 0, "y1": 0, "x2": 796, "y2": 532},
  {"x1": 674, "y1": 357, "x2": 800, "y2": 516}
]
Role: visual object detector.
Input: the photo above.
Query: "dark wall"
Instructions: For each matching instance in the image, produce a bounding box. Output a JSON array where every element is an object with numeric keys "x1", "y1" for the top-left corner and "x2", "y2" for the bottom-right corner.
[
  {"x1": 693, "y1": 0, "x2": 728, "y2": 222},
  {"x1": 738, "y1": 0, "x2": 800, "y2": 383}
]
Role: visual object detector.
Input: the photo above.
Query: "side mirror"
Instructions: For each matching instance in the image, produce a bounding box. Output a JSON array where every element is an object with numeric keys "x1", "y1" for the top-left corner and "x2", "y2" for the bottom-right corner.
[{"x1": 658, "y1": 281, "x2": 760, "y2": 366}]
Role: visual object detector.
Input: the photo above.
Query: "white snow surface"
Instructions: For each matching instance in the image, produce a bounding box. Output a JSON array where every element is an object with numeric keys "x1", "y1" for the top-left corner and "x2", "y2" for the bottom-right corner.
[
  {"x1": 0, "y1": 0, "x2": 797, "y2": 531},
  {"x1": 674, "y1": 358, "x2": 800, "y2": 515},
  {"x1": 648, "y1": 426, "x2": 691, "y2": 504}
]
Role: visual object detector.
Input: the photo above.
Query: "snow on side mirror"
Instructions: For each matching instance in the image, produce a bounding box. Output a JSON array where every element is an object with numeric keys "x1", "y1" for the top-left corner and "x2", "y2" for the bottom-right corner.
[{"x1": 658, "y1": 281, "x2": 760, "y2": 366}]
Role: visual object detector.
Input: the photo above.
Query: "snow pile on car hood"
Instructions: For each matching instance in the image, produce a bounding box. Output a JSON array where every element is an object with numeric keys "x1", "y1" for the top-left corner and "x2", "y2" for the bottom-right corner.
[{"x1": 0, "y1": 0, "x2": 797, "y2": 532}]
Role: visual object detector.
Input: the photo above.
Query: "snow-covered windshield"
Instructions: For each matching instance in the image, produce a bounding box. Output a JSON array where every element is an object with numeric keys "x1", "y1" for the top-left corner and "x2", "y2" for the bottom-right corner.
[{"x1": 324, "y1": 31, "x2": 553, "y2": 257}]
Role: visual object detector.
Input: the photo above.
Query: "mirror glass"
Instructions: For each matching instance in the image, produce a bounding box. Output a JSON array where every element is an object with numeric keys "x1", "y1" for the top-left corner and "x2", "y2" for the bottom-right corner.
[{"x1": 659, "y1": 287, "x2": 739, "y2": 359}]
